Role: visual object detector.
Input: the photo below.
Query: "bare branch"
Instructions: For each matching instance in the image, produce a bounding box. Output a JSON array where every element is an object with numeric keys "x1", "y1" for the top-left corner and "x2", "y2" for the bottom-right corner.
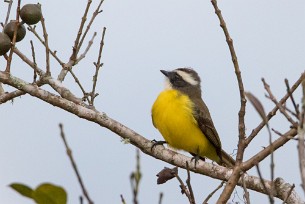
[
  {"x1": 243, "y1": 128, "x2": 297, "y2": 171},
  {"x1": 5, "y1": 0, "x2": 21, "y2": 73},
  {"x1": 14, "y1": 47, "x2": 44, "y2": 76},
  {"x1": 77, "y1": 0, "x2": 105, "y2": 56},
  {"x1": 174, "y1": 169, "x2": 195, "y2": 204},
  {"x1": 256, "y1": 165, "x2": 274, "y2": 203},
  {"x1": 59, "y1": 123, "x2": 94, "y2": 204},
  {"x1": 130, "y1": 149, "x2": 141, "y2": 204},
  {"x1": 210, "y1": 0, "x2": 246, "y2": 202},
  {"x1": 242, "y1": 175, "x2": 250, "y2": 204},
  {"x1": 75, "y1": 32, "x2": 97, "y2": 64},
  {"x1": 68, "y1": 69, "x2": 88, "y2": 101},
  {"x1": 245, "y1": 91, "x2": 275, "y2": 201},
  {"x1": 28, "y1": 25, "x2": 65, "y2": 67},
  {"x1": 262, "y1": 78, "x2": 297, "y2": 126},
  {"x1": 40, "y1": 13, "x2": 51, "y2": 75},
  {"x1": 4, "y1": 0, "x2": 13, "y2": 26},
  {"x1": 186, "y1": 162, "x2": 195, "y2": 203},
  {"x1": 202, "y1": 181, "x2": 224, "y2": 204},
  {"x1": 285, "y1": 79, "x2": 300, "y2": 117},
  {"x1": 246, "y1": 71, "x2": 305, "y2": 145},
  {"x1": 0, "y1": 89, "x2": 23, "y2": 104},
  {"x1": 283, "y1": 184, "x2": 295, "y2": 204},
  {"x1": 58, "y1": 0, "x2": 106, "y2": 82},
  {"x1": 0, "y1": 71, "x2": 303, "y2": 203},
  {"x1": 90, "y1": 27, "x2": 106, "y2": 105},
  {"x1": 13, "y1": 48, "x2": 87, "y2": 106},
  {"x1": 158, "y1": 192, "x2": 163, "y2": 204},
  {"x1": 71, "y1": 0, "x2": 93, "y2": 61},
  {"x1": 120, "y1": 194, "x2": 126, "y2": 204},
  {"x1": 298, "y1": 80, "x2": 305, "y2": 194},
  {"x1": 30, "y1": 40, "x2": 38, "y2": 83}
]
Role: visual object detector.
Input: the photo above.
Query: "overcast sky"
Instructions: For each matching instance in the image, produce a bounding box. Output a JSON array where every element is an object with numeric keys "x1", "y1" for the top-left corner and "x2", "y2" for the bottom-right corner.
[{"x1": 1, "y1": 0, "x2": 305, "y2": 203}]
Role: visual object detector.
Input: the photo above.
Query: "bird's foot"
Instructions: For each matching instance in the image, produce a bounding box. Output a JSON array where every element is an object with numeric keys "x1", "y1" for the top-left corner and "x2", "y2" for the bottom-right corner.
[
  {"x1": 151, "y1": 139, "x2": 167, "y2": 151},
  {"x1": 190, "y1": 153, "x2": 205, "y2": 169}
]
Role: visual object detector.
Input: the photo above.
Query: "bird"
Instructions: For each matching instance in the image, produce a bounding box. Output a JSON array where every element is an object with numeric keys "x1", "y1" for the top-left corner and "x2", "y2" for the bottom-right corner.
[{"x1": 151, "y1": 68, "x2": 235, "y2": 167}]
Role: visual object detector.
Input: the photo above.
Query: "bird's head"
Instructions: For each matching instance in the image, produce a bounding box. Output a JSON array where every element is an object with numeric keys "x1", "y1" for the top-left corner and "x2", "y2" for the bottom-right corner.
[{"x1": 161, "y1": 68, "x2": 202, "y2": 97}]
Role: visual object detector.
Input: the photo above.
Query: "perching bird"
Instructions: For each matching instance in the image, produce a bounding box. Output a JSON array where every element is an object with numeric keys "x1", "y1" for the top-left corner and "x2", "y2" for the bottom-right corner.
[{"x1": 151, "y1": 68, "x2": 235, "y2": 167}]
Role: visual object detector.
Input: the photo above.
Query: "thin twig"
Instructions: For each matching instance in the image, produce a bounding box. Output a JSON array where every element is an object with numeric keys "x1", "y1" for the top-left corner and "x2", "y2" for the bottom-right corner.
[
  {"x1": 68, "y1": 69, "x2": 88, "y2": 101},
  {"x1": 130, "y1": 149, "x2": 142, "y2": 204},
  {"x1": 158, "y1": 192, "x2": 163, "y2": 204},
  {"x1": 284, "y1": 104, "x2": 299, "y2": 119},
  {"x1": 282, "y1": 184, "x2": 295, "y2": 204},
  {"x1": 244, "y1": 91, "x2": 275, "y2": 195},
  {"x1": 13, "y1": 48, "x2": 45, "y2": 76},
  {"x1": 58, "y1": 0, "x2": 105, "y2": 82},
  {"x1": 256, "y1": 164, "x2": 274, "y2": 203},
  {"x1": 13, "y1": 48, "x2": 88, "y2": 107},
  {"x1": 262, "y1": 78, "x2": 297, "y2": 126},
  {"x1": 174, "y1": 170, "x2": 195, "y2": 204},
  {"x1": 267, "y1": 124, "x2": 275, "y2": 203},
  {"x1": 59, "y1": 124, "x2": 94, "y2": 204},
  {"x1": 71, "y1": 0, "x2": 93, "y2": 61},
  {"x1": 30, "y1": 41, "x2": 38, "y2": 83},
  {"x1": 202, "y1": 181, "x2": 224, "y2": 204},
  {"x1": 243, "y1": 128, "x2": 297, "y2": 172},
  {"x1": 272, "y1": 128, "x2": 297, "y2": 140},
  {"x1": 241, "y1": 174, "x2": 250, "y2": 204},
  {"x1": 186, "y1": 162, "x2": 195, "y2": 203},
  {"x1": 246, "y1": 72, "x2": 305, "y2": 145},
  {"x1": 90, "y1": 27, "x2": 106, "y2": 105},
  {"x1": 28, "y1": 25, "x2": 65, "y2": 67},
  {"x1": 77, "y1": 0, "x2": 105, "y2": 56},
  {"x1": 5, "y1": 0, "x2": 21, "y2": 73},
  {"x1": 4, "y1": 0, "x2": 13, "y2": 26},
  {"x1": 272, "y1": 128, "x2": 283, "y2": 137},
  {"x1": 40, "y1": 13, "x2": 51, "y2": 75},
  {"x1": 57, "y1": 32, "x2": 97, "y2": 82},
  {"x1": 298, "y1": 81, "x2": 305, "y2": 194},
  {"x1": 285, "y1": 79, "x2": 300, "y2": 117},
  {"x1": 75, "y1": 32, "x2": 97, "y2": 64},
  {"x1": 120, "y1": 194, "x2": 126, "y2": 204}
]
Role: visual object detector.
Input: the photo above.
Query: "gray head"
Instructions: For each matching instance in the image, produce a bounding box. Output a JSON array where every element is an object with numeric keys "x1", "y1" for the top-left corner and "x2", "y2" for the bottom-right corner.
[{"x1": 161, "y1": 68, "x2": 202, "y2": 98}]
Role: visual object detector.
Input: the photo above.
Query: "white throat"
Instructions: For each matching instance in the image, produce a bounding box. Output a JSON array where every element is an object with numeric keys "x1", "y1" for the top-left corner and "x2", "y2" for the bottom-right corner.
[{"x1": 164, "y1": 78, "x2": 172, "y2": 89}]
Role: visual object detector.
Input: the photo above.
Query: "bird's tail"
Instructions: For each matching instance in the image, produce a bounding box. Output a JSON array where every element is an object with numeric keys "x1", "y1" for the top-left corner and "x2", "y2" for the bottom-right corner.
[{"x1": 219, "y1": 150, "x2": 235, "y2": 168}]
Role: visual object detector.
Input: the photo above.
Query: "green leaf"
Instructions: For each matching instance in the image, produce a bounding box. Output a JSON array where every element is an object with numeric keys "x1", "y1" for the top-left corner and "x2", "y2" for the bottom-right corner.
[
  {"x1": 9, "y1": 183, "x2": 33, "y2": 198},
  {"x1": 32, "y1": 183, "x2": 67, "y2": 204}
]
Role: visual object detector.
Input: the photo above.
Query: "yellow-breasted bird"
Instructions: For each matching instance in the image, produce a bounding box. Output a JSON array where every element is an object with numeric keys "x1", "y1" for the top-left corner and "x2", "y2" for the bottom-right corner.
[{"x1": 151, "y1": 68, "x2": 235, "y2": 167}]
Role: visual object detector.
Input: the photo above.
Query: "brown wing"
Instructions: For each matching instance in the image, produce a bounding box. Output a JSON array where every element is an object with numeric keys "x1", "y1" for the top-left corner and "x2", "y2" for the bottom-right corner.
[{"x1": 192, "y1": 97, "x2": 222, "y2": 158}]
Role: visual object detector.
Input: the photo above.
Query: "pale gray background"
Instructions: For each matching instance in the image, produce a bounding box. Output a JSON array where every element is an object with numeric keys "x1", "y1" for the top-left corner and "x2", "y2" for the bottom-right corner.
[{"x1": 1, "y1": 0, "x2": 305, "y2": 203}]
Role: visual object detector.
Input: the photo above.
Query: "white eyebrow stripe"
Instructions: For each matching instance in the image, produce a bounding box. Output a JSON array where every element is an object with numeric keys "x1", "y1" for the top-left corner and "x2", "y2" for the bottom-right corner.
[{"x1": 176, "y1": 70, "x2": 199, "y2": 86}]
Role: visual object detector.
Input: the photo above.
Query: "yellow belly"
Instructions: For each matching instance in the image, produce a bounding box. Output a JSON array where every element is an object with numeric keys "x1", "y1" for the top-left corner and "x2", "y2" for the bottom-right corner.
[{"x1": 152, "y1": 89, "x2": 219, "y2": 162}]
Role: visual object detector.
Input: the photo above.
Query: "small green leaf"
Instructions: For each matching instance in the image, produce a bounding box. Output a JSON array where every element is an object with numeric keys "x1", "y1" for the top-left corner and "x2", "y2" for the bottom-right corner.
[
  {"x1": 9, "y1": 183, "x2": 33, "y2": 198},
  {"x1": 33, "y1": 183, "x2": 67, "y2": 204}
]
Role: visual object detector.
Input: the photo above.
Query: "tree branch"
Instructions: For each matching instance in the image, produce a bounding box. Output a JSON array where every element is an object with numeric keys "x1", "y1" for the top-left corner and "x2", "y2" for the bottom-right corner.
[
  {"x1": 0, "y1": 71, "x2": 302, "y2": 204},
  {"x1": 210, "y1": 0, "x2": 246, "y2": 202}
]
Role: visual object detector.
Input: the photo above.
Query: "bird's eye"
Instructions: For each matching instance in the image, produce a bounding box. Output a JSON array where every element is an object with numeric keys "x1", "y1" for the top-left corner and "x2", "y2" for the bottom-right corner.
[{"x1": 174, "y1": 73, "x2": 181, "y2": 80}]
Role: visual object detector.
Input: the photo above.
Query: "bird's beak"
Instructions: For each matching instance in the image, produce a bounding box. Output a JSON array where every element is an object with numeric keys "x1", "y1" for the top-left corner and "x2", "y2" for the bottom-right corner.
[{"x1": 160, "y1": 70, "x2": 170, "y2": 77}]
